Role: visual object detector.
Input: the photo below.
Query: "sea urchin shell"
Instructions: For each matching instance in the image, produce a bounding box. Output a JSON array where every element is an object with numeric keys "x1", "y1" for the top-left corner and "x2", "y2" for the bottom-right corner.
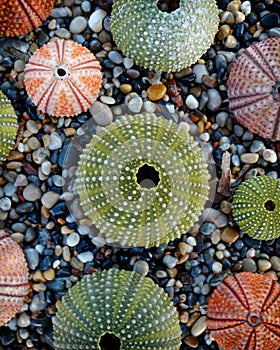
[
  {"x1": 76, "y1": 113, "x2": 210, "y2": 248},
  {"x1": 207, "y1": 272, "x2": 280, "y2": 350},
  {"x1": 0, "y1": 0, "x2": 55, "y2": 37},
  {"x1": 110, "y1": 0, "x2": 219, "y2": 72},
  {"x1": 232, "y1": 175, "x2": 280, "y2": 240},
  {"x1": 53, "y1": 269, "x2": 181, "y2": 350},
  {"x1": 228, "y1": 37, "x2": 280, "y2": 140},
  {"x1": 0, "y1": 91, "x2": 19, "y2": 165},
  {"x1": 24, "y1": 39, "x2": 102, "y2": 117},
  {"x1": 0, "y1": 230, "x2": 29, "y2": 327}
]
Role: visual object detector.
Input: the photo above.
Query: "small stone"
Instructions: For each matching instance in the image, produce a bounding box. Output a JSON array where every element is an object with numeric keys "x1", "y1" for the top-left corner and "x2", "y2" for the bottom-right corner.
[
  {"x1": 221, "y1": 227, "x2": 239, "y2": 243},
  {"x1": 178, "y1": 242, "x2": 193, "y2": 255},
  {"x1": 127, "y1": 95, "x2": 143, "y2": 113},
  {"x1": 240, "y1": 153, "x2": 259, "y2": 164},
  {"x1": 43, "y1": 268, "x2": 55, "y2": 281},
  {"x1": 51, "y1": 7, "x2": 68, "y2": 17},
  {"x1": 207, "y1": 89, "x2": 222, "y2": 111},
  {"x1": 17, "y1": 313, "x2": 31, "y2": 328},
  {"x1": 69, "y1": 16, "x2": 87, "y2": 33},
  {"x1": 185, "y1": 94, "x2": 199, "y2": 109},
  {"x1": 77, "y1": 251, "x2": 94, "y2": 263},
  {"x1": 146, "y1": 84, "x2": 167, "y2": 101},
  {"x1": 260, "y1": 13, "x2": 280, "y2": 29},
  {"x1": 225, "y1": 34, "x2": 238, "y2": 48},
  {"x1": 0, "y1": 197, "x2": 11, "y2": 211},
  {"x1": 49, "y1": 132, "x2": 62, "y2": 150},
  {"x1": 88, "y1": 9, "x2": 107, "y2": 32},
  {"x1": 55, "y1": 28, "x2": 71, "y2": 39},
  {"x1": 67, "y1": 232, "x2": 80, "y2": 247},
  {"x1": 133, "y1": 260, "x2": 149, "y2": 277},
  {"x1": 184, "y1": 335, "x2": 199, "y2": 348},
  {"x1": 212, "y1": 261, "x2": 223, "y2": 274},
  {"x1": 163, "y1": 255, "x2": 178, "y2": 269},
  {"x1": 217, "y1": 24, "x2": 231, "y2": 40},
  {"x1": 24, "y1": 248, "x2": 39, "y2": 269},
  {"x1": 240, "y1": 1, "x2": 251, "y2": 15},
  {"x1": 250, "y1": 140, "x2": 265, "y2": 153},
  {"x1": 200, "y1": 222, "x2": 216, "y2": 236},
  {"x1": 192, "y1": 64, "x2": 209, "y2": 83},
  {"x1": 100, "y1": 95, "x2": 116, "y2": 105},
  {"x1": 108, "y1": 50, "x2": 123, "y2": 64},
  {"x1": 41, "y1": 161, "x2": 52, "y2": 176},
  {"x1": 262, "y1": 149, "x2": 277, "y2": 163},
  {"x1": 179, "y1": 311, "x2": 189, "y2": 324},
  {"x1": 89, "y1": 101, "x2": 113, "y2": 126},
  {"x1": 120, "y1": 84, "x2": 132, "y2": 94},
  {"x1": 23, "y1": 184, "x2": 42, "y2": 202},
  {"x1": 41, "y1": 191, "x2": 60, "y2": 209},
  {"x1": 270, "y1": 256, "x2": 280, "y2": 271},
  {"x1": 203, "y1": 208, "x2": 228, "y2": 228},
  {"x1": 191, "y1": 316, "x2": 207, "y2": 337},
  {"x1": 235, "y1": 11, "x2": 246, "y2": 23},
  {"x1": 242, "y1": 258, "x2": 257, "y2": 272},
  {"x1": 258, "y1": 259, "x2": 271, "y2": 272}
]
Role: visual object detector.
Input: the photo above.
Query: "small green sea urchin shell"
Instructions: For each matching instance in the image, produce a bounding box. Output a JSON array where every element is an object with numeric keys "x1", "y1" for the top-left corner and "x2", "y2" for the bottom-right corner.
[
  {"x1": 76, "y1": 113, "x2": 210, "y2": 248},
  {"x1": 110, "y1": 0, "x2": 219, "y2": 72},
  {"x1": 232, "y1": 175, "x2": 280, "y2": 240},
  {"x1": 0, "y1": 91, "x2": 18, "y2": 165},
  {"x1": 53, "y1": 269, "x2": 181, "y2": 350}
]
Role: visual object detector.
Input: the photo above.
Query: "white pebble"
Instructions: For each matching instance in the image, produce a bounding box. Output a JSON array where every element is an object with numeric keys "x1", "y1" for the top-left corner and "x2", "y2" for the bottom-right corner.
[
  {"x1": 262, "y1": 149, "x2": 277, "y2": 163},
  {"x1": 185, "y1": 94, "x2": 199, "y2": 109},
  {"x1": 67, "y1": 232, "x2": 80, "y2": 247},
  {"x1": 88, "y1": 9, "x2": 107, "y2": 32}
]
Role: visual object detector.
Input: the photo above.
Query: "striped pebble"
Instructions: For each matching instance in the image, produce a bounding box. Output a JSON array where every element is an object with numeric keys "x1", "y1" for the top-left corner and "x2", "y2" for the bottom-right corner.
[
  {"x1": 24, "y1": 39, "x2": 102, "y2": 117},
  {"x1": 0, "y1": 230, "x2": 29, "y2": 327}
]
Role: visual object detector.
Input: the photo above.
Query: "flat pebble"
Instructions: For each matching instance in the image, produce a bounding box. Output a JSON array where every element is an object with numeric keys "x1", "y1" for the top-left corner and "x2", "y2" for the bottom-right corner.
[
  {"x1": 242, "y1": 258, "x2": 257, "y2": 272},
  {"x1": 127, "y1": 95, "x2": 143, "y2": 113},
  {"x1": 23, "y1": 184, "x2": 42, "y2": 201},
  {"x1": 203, "y1": 208, "x2": 228, "y2": 228},
  {"x1": 270, "y1": 256, "x2": 280, "y2": 271},
  {"x1": 240, "y1": 153, "x2": 259, "y2": 164},
  {"x1": 212, "y1": 261, "x2": 223, "y2": 274},
  {"x1": 163, "y1": 255, "x2": 178, "y2": 269},
  {"x1": 192, "y1": 64, "x2": 209, "y2": 83},
  {"x1": 69, "y1": 16, "x2": 87, "y2": 33},
  {"x1": 133, "y1": 260, "x2": 149, "y2": 277},
  {"x1": 67, "y1": 232, "x2": 80, "y2": 247},
  {"x1": 207, "y1": 89, "x2": 222, "y2": 111},
  {"x1": 221, "y1": 227, "x2": 239, "y2": 243},
  {"x1": 89, "y1": 101, "x2": 113, "y2": 126},
  {"x1": 258, "y1": 259, "x2": 271, "y2": 272},
  {"x1": 41, "y1": 191, "x2": 60, "y2": 209},
  {"x1": 77, "y1": 251, "x2": 94, "y2": 263},
  {"x1": 17, "y1": 313, "x2": 31, "y2": 328},
  {"x1": 191, "y1": 316, "x2": 207, "y2": 337},
  {"x1": 88, "y1": 9, "x2": 107, "y2": 32},
  {"x1": 262, "y1": 149, "x2": 277, "y2": 163},
  {"x1": 185, "y1": 94, "x2": 199, "y2": 109},
  {"x1": 24, "y1": 248, "x2": 39, "y2": 269}
]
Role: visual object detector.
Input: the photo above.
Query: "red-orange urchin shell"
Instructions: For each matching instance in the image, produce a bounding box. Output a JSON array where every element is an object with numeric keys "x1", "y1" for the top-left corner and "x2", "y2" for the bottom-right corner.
[
  {"x1": 0, "y1": 0, "x2": 55, "y2": 37},
  {"x1": 207, "y1": 272, "x2": 280, "y2": 350},
  {"x1": 24, "y1": 39, "x2": 102, "y2": 117},
  {"x1": 228, "y1": 37, "x2": 280, "y2": 140},
  {"x1": 0, "y1": 230, "x2": 29, "y2": 327}
]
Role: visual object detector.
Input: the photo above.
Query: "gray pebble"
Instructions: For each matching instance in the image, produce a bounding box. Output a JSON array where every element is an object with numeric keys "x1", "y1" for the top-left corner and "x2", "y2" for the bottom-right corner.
[
  {"x1": 41, "y1": 191, "x2": 60, "y2": 209},
  {"x1": 192, "y1": 64, "x2": 209, "y2": 83},
  {"x1": 23, "y1": 184, "x2": 42, "y2": 202},
  {"x1": 55, "y1": 28, "x2": 71, "y2": 39},
  {"x1": 207, "y1": 89, "x2": 222, "y2": 111},
  {"x1": 24, "y1": 248, "x2": 39, "y2": 269},
  {"x1": 69, "y1": 16, "x2": 88, "y2": 33},
  {"x1": 185, "y1": 94, "x2": 199, "y2": 109},
  {"x1": 231, "y1": 154, "x2": 240, "y2": 167},
  {"x1": 77, "y1": 251, "x2": 93, "y2": 263},
  {"x1": 216, "y1": 112, "x2": 228, "y2": 127},
  {"x1": 0, "y1": 197, "x2": 11, "y2": 211},
  {"x1": 49, "y1": 132, "x2": 62, "y2": 150},
  {"x1": 51, "y1": 7, "x2": 69, "y2": 18},
  {"x1": 269, "y1": 27, "x2": 280, "y2": 38},
  {"x1": 89, "y1": 101, "x2": 113, "y2": 126},
  {"x1": 163, "y1": 255, "x2": 178, "y2": 268},
  {"x1": 250, "y1": 140, "x2": 265, "y2": 153},
  {"x1": 133, "y1": 260, "x2": 149, "y2": 277},
  {"x1": 240, "y1": 153, "x2": 259, "y2": 164},
  {"x1": 81, "y1": 0, "x2": 91, "y2": 12},
  {"x1": 234, "y1": 125, "x2": 244, "y2": 137},
  {"x1": 242, "y1": 258, "x2": 257, "y2": 272},
  {"x1": 262, "y1": 149, "x2": 277, "y2": 163},
  {"x1": 88, "y1": 8, "x2": 107, "y2": 32},
  {"x1": 127, "y1": 95, "x2": 143, "y2": 113},
  {"x1": 200, "y1": 222, "x2": 216, "y2": 236},
  {"x1": 108, "y1": 51, "x2": 123, "y2": 64}
]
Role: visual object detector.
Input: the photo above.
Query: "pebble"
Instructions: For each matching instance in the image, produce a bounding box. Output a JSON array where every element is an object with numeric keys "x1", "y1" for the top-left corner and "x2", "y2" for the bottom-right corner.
[
  {"x1": 207, "y1": 89, "x2": 222, "y2": 111},
  {"x1": 200, "y1": 222, "x2": 216, "y2": 236},
  {"x1": 146, "y1": 84, "x2": 167, "y2": 101},
  {"x1": 221, "y1": 227, "x2": 239, "y2": 243},
  {"x1": 191, "y1": 316, "x2": 207, "y2": 337},
  {"x1": 184, "y1": 335, "x2": 199, "y2": 348},
  {"x1": 212, "y1": 261, "x2": 223, "y2": 274},
  {"x1": 24, "y1": 248, "x2": 39, "y2": 269},
  {"x1": 133, "y1": 260, "x2": 149, "y2": 277},
  {"x1": 270, "y1": 256, "x2": 280, "y2": 271},
  {"x1": 67, "y1": 232, "x2": 80, "y2": 247},
  {"x1": 108, "y1": 50, "x2": 123, "y2": 64},
  {"x1": 203, "y1": 208, "x2": 228, "y2": 228},
  {"x1": 185, "y1": 94, "x2": 199, "y2": 109},
  {"x1": 23, "y1": 184, "x2": 42, "y2": 201},
  {"x1": 77, "y1": 251, "x2": 94, "y2": 263},
  {"x1": 49, "y1": 132, "x2": 62, "y2": 150},
  {"x1": 192, "y1": 64, "x2": 209, "y2": 84},
  {"x1": 88, "y1": 9, "x2": 107, "y2": 32},
  {"x1": 262, "y1": 149, "x2": 277, "y2": 163},
  {"x1": 100, "y1": 95, "x2": 116, "y2": 105},
  {"x1": 69, "y1": 16, "x2": 87, "y2": 33},
  {"x1": 163, "y1": 255, "x2": 178, "y2": 269},
  {"x1": 51, "y1": 7, "x2": 68, "y2": 18},
  {"x1": 258, "y1": 259, "x2": 271, "y2": 272},
  {"x1": 127, "y1": 95, "x2": 143, "y2": 113},
  {"x1": 17, "y1": 313, "x2": 31, "y2": 328},
  {"x1": 240, "y1": 153, "x2": 259, "y2": 164},
  {"x1": 55, "y1": 28, "x2": 71, "y2": 39},
  {"x1": 242, "y1": 258, "x2": 257, "y2": 272},
  {"x1": 89, "y1": 101, "x2": 113, "y2": 126},
  {"x1": 120, "y1": 84, "x2": 132, "y2": 94},
  {"x1": 225, "y1": 35, "x2": 238, "y2": 48},
  {"x1": 41, "y1": 191, "x2": 60, "y2": 209}
]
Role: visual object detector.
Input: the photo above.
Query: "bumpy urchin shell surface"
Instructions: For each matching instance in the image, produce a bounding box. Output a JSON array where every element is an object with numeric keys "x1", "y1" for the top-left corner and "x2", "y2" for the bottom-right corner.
[
  {"x1": 24, "y1": 39, "x2": 102, "y2": 117},
  {"x1": 228, "y1": 37, "x2": 280, "y2": 140},
  {"x1": 232, "y1": 175, "x2": 280, "y2": 240},
  {"x1": 0, "y1": 0, "x2": 55, "y2": 37},
  {"x1": 110, "y1": 0, "x2": 219, "y2": 72},
  {"x1": 0, "y1": 91, "x2": 19, "y2": 164},
  {"x1": 76, "y1": 113, "x2": 210, "y2": 248},
  {"x1": 0, "y1": 230, "x2": 29, "y2": 327},
  {"x1": 207, "y1": 272, "x2": 280, "y2": 350},
  {"x1": 53, "y1": 269, "x2": 181, "y2": 350}
]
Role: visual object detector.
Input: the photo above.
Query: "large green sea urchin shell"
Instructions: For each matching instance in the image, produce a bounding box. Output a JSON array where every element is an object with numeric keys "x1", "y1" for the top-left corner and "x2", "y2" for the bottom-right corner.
[
  {"x1": 232, "y1": 176, "x2": 280, "y2": 240},
  {"x1": 76, "y1": 113, "x2": 210, "y2": 248},
  {"x1": 0, "y1": 91, "x2": 18, "y2": 165},
  {"x1": 53, "y1": 269, "x2": 181, "y2": 350},
  {"x1": 110, "y1": 0, "x2": 219, "y2": 72}
]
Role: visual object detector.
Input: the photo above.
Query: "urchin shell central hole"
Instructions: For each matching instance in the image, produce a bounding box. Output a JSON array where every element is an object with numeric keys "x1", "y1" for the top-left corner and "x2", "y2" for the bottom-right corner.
[
  {"x1": 57, "y1": 68, "x2": 67, "y2": 77},
  {"x1": 248, "y1": 314, "x2": 261, "y2": 326},
  {"x1": 157, "y1": 0, "x2": 180, "y2": 12},
  {"x1": 264, "y1": 199, "x2": 276, "y2": 211},
  {"x1": 136, "y1": 164, "x2": 160, "y2": 189},
  {"x1": 99, "y1": 332, "x2": 121, "y2": 350}
]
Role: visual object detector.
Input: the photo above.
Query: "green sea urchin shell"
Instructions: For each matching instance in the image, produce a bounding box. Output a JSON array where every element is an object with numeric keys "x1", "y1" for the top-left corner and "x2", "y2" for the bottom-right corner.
[
  {"x1": 53, "y1": 269, "x2": 181, "y2": 350},
  {"x1": 232, "y1": 176, "x2": 280, "y2": 240},
  {"x1": 110, "y1": 0, "x2": 219, "y2": 72},
  {"x1": 0, "y1": 91, "x2": 18, "y2": 164},
  {"x1": 76, "y1": 113, "x2": 210, "y2": 248}
]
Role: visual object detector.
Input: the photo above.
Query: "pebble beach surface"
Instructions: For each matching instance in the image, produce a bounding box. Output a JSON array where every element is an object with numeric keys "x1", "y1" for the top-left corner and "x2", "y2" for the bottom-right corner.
[{"x1": 0, "y1": 0, "x2": 280, "y2": 349}]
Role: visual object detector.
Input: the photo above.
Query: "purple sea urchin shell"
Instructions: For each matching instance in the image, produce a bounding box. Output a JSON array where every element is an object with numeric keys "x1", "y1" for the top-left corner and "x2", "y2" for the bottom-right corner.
[{"x1": 228, "y1": 37, "x2": 280, "y2": 140}]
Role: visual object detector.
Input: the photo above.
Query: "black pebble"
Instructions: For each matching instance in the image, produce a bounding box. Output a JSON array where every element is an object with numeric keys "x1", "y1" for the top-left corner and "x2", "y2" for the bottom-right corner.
[{"x1": 260, "y1": 13, "x2": 280, "y2": 28}]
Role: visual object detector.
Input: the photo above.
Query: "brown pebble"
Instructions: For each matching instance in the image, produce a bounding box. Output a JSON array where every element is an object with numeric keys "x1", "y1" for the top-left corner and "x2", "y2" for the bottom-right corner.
[
  {"x1": 43, "y1": 268, "x2": 55, "y2": 281},
  {"x1": 7, "y1": 151, "x2": 24, "y2": 161},
  {"x1": 64, "y1": 128, "x2": 76, "y2": 137},
  {"x1": 221, "y1": 227, "x2": 239, "y2": 243},
  {"x1": 32, "y1": 270, "x2": 46, "y2": 283},
  {"x1": 179, "y1": 311, "x2": 189, "y2": 323},
  {"x1": 217, "y1": 24, "x2": 231, "y2": 40},
  {"x1": 146, "y1": 84, "x2": 167, "y2": 101},
  {"x1": 183, "y1": 335, "x2": 199, "y2": 348},
  {"x1": 6, "y1": 161, "x2": 22, "y2": 169},
  {"x1": 202, "y1": 75, "x2": 217, "y2": 88},
  {"x1": 120, "y1": 84, "x2": 132, "y2": 94},
  {"x1": 225, "y1": 34, "x2": 238, "y2": 48},
  {"x1": 197, "y1": 120, "x2": 204, "y2": 134}
]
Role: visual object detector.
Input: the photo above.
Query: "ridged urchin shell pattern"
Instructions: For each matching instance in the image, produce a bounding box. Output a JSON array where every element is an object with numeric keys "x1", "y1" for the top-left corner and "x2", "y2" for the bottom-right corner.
[
  {"x1": 232, "y1": 176, "x2": 280, "y2": 240},
  {"x1": 110, "y1": 0, "x2": 219, "y2": 72},
  {"x1": 53, "y1": 269, "x2": 181, "y2": 350},
  {"x1": 207, "y1": 272, "x2": 280, "y2": 350},
  {"x1": 24, "y1": 39, "x2": 102, "y2": 117},
  {"x1": 228, "y1": 37, "x2": 280, "y2": 140},
  {"x1": 76, "y1": 113, "x2": 210, "y2": 248},
  {"x1": 0, "y1": 91, "x2": 19, "y2": 164},
  {"x1": 0, "y1": 0, "x2": 55, "y2": 37},
  {"x1": 0, "y1": 230, "x2": 29, "y2": 327}
]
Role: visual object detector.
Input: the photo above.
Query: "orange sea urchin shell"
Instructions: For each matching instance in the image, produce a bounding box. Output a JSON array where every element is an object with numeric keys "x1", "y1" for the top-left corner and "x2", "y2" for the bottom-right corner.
[
  {"x1": 24, "y1": 39, "x2": 102, "y2": 117},
  {"x1": 207, "y1": 272, "x2": 280, "y2": 350},
  {"x1": 228, "y1": 37, "x2": 280, "y2": 140},
  {"x1": 0, "y1": 230, "x2": 29, "y2": 327},
  {"x1": 0, "y1": 0, "x2": 55, "y2": 37}
]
